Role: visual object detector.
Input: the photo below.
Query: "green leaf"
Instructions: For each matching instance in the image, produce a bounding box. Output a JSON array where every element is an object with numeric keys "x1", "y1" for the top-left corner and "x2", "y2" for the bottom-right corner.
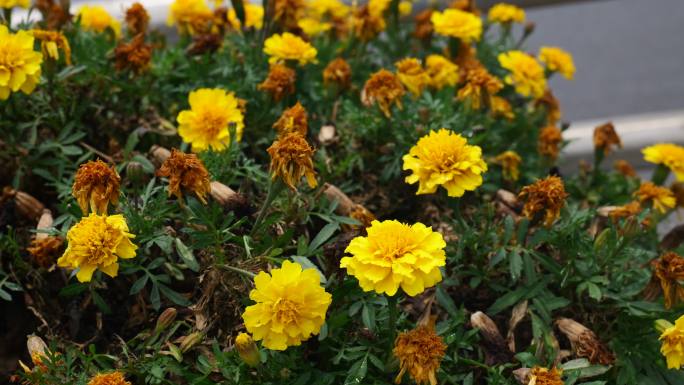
[
  {"x1": 175, "y1": 238, "x2": 200, "y2": 272},
  {"x1": 131, "y1": 154, "x2": 155, "y2": 173},
  {"x1": 129, "y1": 275, "x2": 149, "y2": 295},
  {"x1": 308, "y1": 222, "x2": 339, "y2": 253},
  {"x1": 344, "y1": 356, "x2": 368, "y2": 385},
  {"x1": 436, "y1": 286, "x2": 459, "y2": 317},
  {"x1": 158, "y1": 283, "x2": 190, "y2": 306},
  {"x1": 91, "y1": 290, "x2": 112, "y2": 314},
  {"x1": 509, "y1": 249, "x2": 522, "y2": 281}
]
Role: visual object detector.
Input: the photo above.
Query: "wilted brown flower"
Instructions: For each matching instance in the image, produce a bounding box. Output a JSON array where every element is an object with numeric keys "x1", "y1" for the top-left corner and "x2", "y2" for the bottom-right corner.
[
  {"x1": 186, "y1": 33, "x2": 223, "y2": 55},
  {"x1": 614, "y1": 159, "x2": 637, "y2": 178},
  {"x1": 352, "y1": 5, "x2": 386, "y2": 42},
  {"x1": 519, "y1": 176, "x2": 568, "y2": 226},
  {"x1": 31, "y1": 29, "x2": 72, "y2": 65},
  {"x1": 393, "y1": 324, "x2": 446, "y2": 385},
  {"x1": 537, "y1": 125, "x2": 563, "y2": 160},
  {"x1": 555, "y1": 318, "x2": 615, "y2": 365},
  {"x1": 35, "y1": 0, "x2": 70, "y2": 30},
  {"x1": 608, "y1": 201, "x2": 642, "y2": 221},
  {"x1": 362, "y1": 69, "x2": 405, "y2": 118},
  {"x1": 671, "y1": 183, "x2": 684, "y2": 208},
  {"x1": 634, "y1": 182, "x2": 676, "y2": 214},
  {"x1": 273, "y1": 102, "x2": 308, "y2": 136},
  {"x1": 125, "y1": 2, "x2": 150, "y2": 35},
  {"x1": 454, "y1": 42, "x2": 480, "y2": 76},
  {"x1": 157, "y1": 149, "x2": 211, "y2": 204},
  {"x1": 27, "y1": 236, "x2": 63, "y2": 268},
  {"x1": 349, "y1": 204, "x2": 376, "y2": 229},
  {"x1": 449, "y1": 0, "x2": 480, "y2": 15},
  {"x1": 457, "y1": 65, "x2": 503, "y2": 110},
  {"x1": 323, "y1": 57, "x2": 351, "y2": 89},
  {"x1": 527, "y1": 367, "x2": 563, "y2": 385},
  {"x1": 652, "y1": 252, "x2": 684, "y2": 309},
  {"x1": 414, "y1": 9, "x2": 434, "y2": 41},
  {"x1": 114, "y1": 34, "x2": 152, "y2": 74},
  {"x1": 72, "y1": 160, "x2": 121, "y2": 215},
  {"x1": 535, "y1": 89, "x2": 561, "y2": 125},
  {"x1": 593, "y1": 122, "x2": 622, "y2": 155},
  {"x1": 267, "y1": 133, "x2": 317, "y2": 190},
  {"x1": 258, "y1": 63, "x2": 296, "y2": 102},
  {"x1": 273, "y1": 0, "x2": 304, "y2": 31}
]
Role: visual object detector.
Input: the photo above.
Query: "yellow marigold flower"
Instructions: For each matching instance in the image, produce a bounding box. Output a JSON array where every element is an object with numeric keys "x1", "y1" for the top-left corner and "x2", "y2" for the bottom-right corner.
[
  {"x1": 592, "y1": 122, "x2": 622, "y2": 155},
  {"x1": 263, "y1": 33, "x2": 317, "y2": 66},
  {"x1": 341, "y1": 220, "x2": 446, "y2": 296},
  {"x1": 352, "y1": 4, "x2": 386, "y2": 41},
  {"x1": 614, "y1": 159, "x2": 637, "y2": 178},
  {"x1": 87, "y1": 372, "x2": 132, "y2": 385},
  {"x1": 539, "y1": 46, "x2": 576, "y2": 80},
  {"x1": 242, "y1": 260, "x2": 332, "y2": 350},
  {"x1": 487, "y1": 3, "x2": 525, "y2": 24},
  {"x1": 430, "y1": 9, "x2": 482, "y2": 43},
  {"x1": 0, "y1": 0, "x2": 29, "y2": 9},
  {"x1": 399, "y1": 1, "x2": 413, "y2": 16},
  {"x1": 0, "y1": 26, "x2": 42, "y2": 101},
  {"x1": 528, "y1": 367, "x2": 563, "y2": 385},
  {"x1": 457, "y1": 66, "x2": 503, "y2": 110},
  {"x1": 177, "y1": 88, "x2": 245, "y2": 152},
  {"x1": 273, "y1": 102, "x2": 308, "y2": 136},
  {"x1": 536, "y1": 88, "x2": 561, "y2": 124},
  {"x1": 30, "y1": 29, "x2": 72, "y2": 65},
  {"x1": 395, "y1": 58, "x2": 430, "y2": 97},
  {"x1": 125, "y1": 2, "x2": 150, "y2": 35},
  {"x1": 519, "y1": 176, "x2": 568, "y2": 227},
  {"x1": 273, "y1": 0, "x2": 305, "y2": 31},
  {"x1": 369, "y1": 0, "x2": 391, "y2": 16},
  {"x1": 362, "y1": 69, "x2": 405, "y2": 118},
  {"x1": 538, "y1": 125, "x2": 562, "y2": 160},
  {"x1": 498, "y1": 50, "x2": 546, "y2": 99},
  {"x1": 157, "y1": 149, "x2": 211, "y2": 204},
  {"x1": 642, "y1": 143, "x2": 684, "y2": 182},
  {"x1": 235, "y1": 332, "x2": 260, "y2": 367},
  {"x1": 298, "y1": 17, "x2": 332, "y2": 37},
  {"x1": 652, "y1": 252, "x2": 684, "y2": 310},
  {"x1": 258, "y1": 64, "x2": 296, "y2": 102},
  {"x1": 58, "y1": 213, "x2": 137, "y2": 282},
  {"x1": 167, "y1": 0, "x2": 213, "y2": 34},
  {"x1": 227, "y1": 3, "x2": 264, "y2": 30},
  {"x1": 394, "y1": 324, "x2": 446, "y2": 385},
  {"x1": 72, "y1": 160, "x2": 121, "y2": 215},
  {"x1": 403, "y1": 129, "x2": 487, "y2": 197},
  {"x1": 77, "y1": 5, "x2": 122, "y2": 38},
  {"x1": 267, "y1": 133, "x2": 318, "y2": 190},
  {"x1": 306, "y1": 0, "x2": 350, "y2": 19},
  {"x1": 114, "y1": 34, "x2": 152, "y2": 74},
  {"x1": 490, "y1": 95, "x2": 514, "y2": 120},
  {"x1": 494, "y1": 150, "x2": 522, "y2": 181},
  {"x1": 425, "y1": 54, "x2": 459, "y2": 90},
  {"x1": 323, "y1": 57, "x2": 352, "y2": 89},
  {"x1": 660, "y1": 314, "x2": 684, "y2": 369},
  {"x1": 634, "y1": 182, "x2": 676, "y2": 214}
]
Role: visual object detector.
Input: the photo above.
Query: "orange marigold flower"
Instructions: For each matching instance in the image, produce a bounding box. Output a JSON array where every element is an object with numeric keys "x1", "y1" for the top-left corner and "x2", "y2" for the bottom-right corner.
[
  {"x1": 634, "y1": 182, "x2": 676, "y2": 214},
  {"x1": 394, "y1": 324, "x2": 446, "y2": 385},
  {"x1": 273, "y1": 0, "x2": 305, "y2": 31},
  {"x1": 114, "y1": 34, "x2": 152, "y2": 74},
  {"x1": 538, "y1": 125, "x2": 563, "y2": 160},
  {"x1": 125, "y1": 2, "x2": 150, "y2": 35},
  {"x1": 323, "y1": 57, "x2": 352, "y2": 89},
  {"x1": 528, "y1": 367, "x2": 563, "y2": 385},
  {"x1": 414, "y1": 8, "x2": 433, "y2": 41},
  {"x1": 519, "y1": 176, "x2": 568, "y2": 227},
  {"x1": 535, "y1": 88, "x2": 561, "y2": 125},
  {"x1": 593, "y1": 122, "x2": 622, "y2": 155},
  {"x1": 258, "y1": 63, "x2": 296, "y2": 102},
  {"x1": 157, "y1": 149, "x2": 211, "y2": 204},
  {"x1": 273, "y1": 102, "x2": 308, "y2": 136},
  {"x1": 494, "y1": 150, "x2": 522, "y2": 181},
  {"x1": 27, "y1": 236, "x2": 63, "y2": 268},
  {"x1": 652, "y1": 252, "x2": 684, "y2": 309},
  {"x1": 352, "y1": 4, "x2": 386, "y2": 41},
  {"x1": 614, "y1": 159, "x2": 637, "y2": 178},
  {"x1": 395, "y1": 57, "x2": 430, "y2": 97},
  {"x1": 72, "y1": 160, "x2": 121, "y2": 215},
  {"x1": 267, "y1": 133, "x2": 318, "y2": 190},
  {"x1": 608, "y1": 201, "x2": 642, "y2": 221},
  {"x1": 362, "y1": 69, "x2": 405, "y2": 118},
  {"x1": 87, "y1": 371, "x2": 132, "y2": 385},
  {"x1": 457, "y1": 65, "x2": 503, "y2": 110}
]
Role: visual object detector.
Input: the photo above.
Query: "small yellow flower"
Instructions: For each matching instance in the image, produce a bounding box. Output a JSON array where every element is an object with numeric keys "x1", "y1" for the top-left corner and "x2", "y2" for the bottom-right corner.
[
  {"x1": 399, "y1": 1, "x2": 412, "y2": 17},
  {"x1": 457, "y1": 65, "x2": 503, "y2": 110},
  {"x1": 242, "y1": 260, "x2": 332, "y2": 350},
  {"x1": 267, "y1": 133, "x2": 318, "y2": 190},
  {"x1": 642, "y1": 143, "x2": 684, "y2": 181},
  {"x1": 87, "y1": 372, "x2": 132, "y2": 385},
  {"x1": 519, "y1": 176, "x2": 568, "y2": 227},
  {"x1": 167, "y1": 0, "x2": 213, "y2": 34},
  {"x1": 403, "y1": 128, "x2": 487, "y2": 197},
  {"x1": 235, "y1": 333, "x2": 260, "y2": 367},
  {"x1": 227, "y1": 3, "x2": 264, "y2": 30},
  {"x1": 425, "y1": 54, "x2": 459, "y2": 90},
  {"x1": 273, "y1": 102, "x2": 308, "y2": 136},
  {"x1": 368, "y1": 0, "x2": 391, "y2": 16},
  {"x1": 30, "y1": 29, "x2": 72, "y2": 65},
  {"x1": 498, "y1": 50, "x2": 546, "y2": 99},
  {"x1": 634, "y1": 182, "x2": 676, "y2": 214},
  {"x1": 58, "y1": 213, "x2": 137, "y2": 282},
  {"x1": 538, "y1": 125, "x2": 563, "y2": 160},
  {"x1": 298, "y1": 17, "x2": 332, "y2": 37},
  {"x1": 660, "y1": 314, "x2": 684, "y2": 369},
  {"x1": 539, "y1": 46, "x2": 576, "y2": 80},
  {"x1": 263, "y1": 33, "x2": 318, "y2": 66},
  {"x1": 528, "y1": 367, "x2": 563, "y2": 385},
  {"x1": 77, "y1": 5, "x2": 122, "y2": 37},
  {"x1": 177, "y1": 88, "x2": 245, "y2": 152},
  {"x1": 341, "y1": 220, "x2": 446, "y2": 296},
  {"x1": 362, "y1": 69, "x2": 405, "y2": 117},
  {"x1": 258, "y1": 64, "x2": 296, "y2": 102},
  {"x1": 0, "y1": 0, "x2": 29, "y2": 9},
  {"x1": 430, "y1": 9, "x2": 482, "y2": 43},
  {"x1": 490, "y1": 95, "x2": 514, "y2": 120},
  {"x1": 323, "y1": 57, "x2": 352, "y2": 89},
  {"x1": 395, "y1": 58, "x2": 430, "y2": 97},
  {"x1": 487, "y1": 3, "x2": 525, "y2": 24},
  {"x1": 157, "y1": 149, "x2": 212, "y2": 204},
  {"x1": 394, "y1": 324, "x2": 446, "y2": 385},
  {"x1": 494, "y1": 150, "x2": 522, "y2": 181},
  {"x1": 306, "y1": 0, "x2": 350, "y2": 19},
  {"x1": 0, "y1": 26, "x2": 43, "y2": 101},
  {"x1": 72, "y1": 160, "x2": 121, "y2": 215}
]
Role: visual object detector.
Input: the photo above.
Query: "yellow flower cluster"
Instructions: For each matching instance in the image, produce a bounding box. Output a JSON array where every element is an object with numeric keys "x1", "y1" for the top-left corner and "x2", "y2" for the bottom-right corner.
[
  {"x1": 539, "y1": 46, "x2": 576, "y2": 80},
  {"x1": 263, "y1": 33, "x2": 318, "y2": 66},
  {"x1": 0, "y1": 26, "x2": 43, "y2": 100},
  {"x1": 642, "y1": 143, "x2": 684, "y2": 181},
  {"x1": 227, "y1": 4, "x2": 264, "y2": 30},
  {"x1": 77, "y1": 5, "x2": 122, "y2": 38},
  {"x1": 0, "y1": 0, "x2": 29, "y2": 9},
  {"x1": 488, "y1": 3, "x2": 525, "y2": 24},
  {"x1": 498, "y1": 50, "x2": 546, "y2": 99},
  {"x1": 167, "y1": 0, "x2": 213, "y2": 35},
  {"x1": 431, "y1": 8, "x2": 482, "y2": 43}
]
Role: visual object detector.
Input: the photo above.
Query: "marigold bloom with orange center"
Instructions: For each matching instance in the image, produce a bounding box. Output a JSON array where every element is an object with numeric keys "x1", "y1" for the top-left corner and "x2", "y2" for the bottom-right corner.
[
  {"x1": 608, "y1": 201, "x2": 641, "y2": 221},
  {"x1": 177, "y1": 88, "x2": 245, "y2": 151},
  {"x1": 263, "y1": 33, "x2": 317, "y2": 66},
  {"x1": 425, "y1": 54, "x2": 459, "y2": 90},
  {"x1": 494, "y1": 150, "x2": 522, "y2": 181},
  {"x1": 30, "y1": 29, "x2": 72, "y2": 65},
  {"x1": 652, "y1": 252, "x2": 684, "y2": 310},
  {"x1": 273, "y1": 102, "x2": 308, "y2": 136},
  {"x1": 27, "y1": 237, "x2": 63, "y2": 268},
  {"x1": 58, "y1": 213, "x2": 137, "y2": 282},
  {"x1": 72, "y1": 160, "x2": 121, "y2": 215},
  {"x1": 157, "y1": 149, "x2": 211, "y2": 204},
  {"x1": 352, "y1": 4, "x2": 386, "y2": 41},
  {"x1": 341, "y1": 220, "x2": 446, "y2": 296},
  {"x1": 642, "y1": 143, "x2": 684, "y2": 182},
  {"x1": 0, "y1": 26, "x2": 42, "y2": 101},
  {"x1": 528, "y1": 367, "x2": 563, "y2": 385},
  {"x1": 457, "y1": 66, "x2": 503, "y2": 110},
  {"x1": 430, "y1": 9, "x2": 482, "y2": 43},
  {"x1": 323, "y1": 57, "x2": 352, "y2": 89},
  {"x1": 490, "y1": 96, "x2": 514, "y2": 120},
  {"x1": 77, "y1": 5, "x2": 122, "y2": 37},
  {"x1": 613, "y1": 159, "x2": 637, "y2": 177},
  {"x1": 498, "y1": 50, "x2": 546, "y2": 99},
  {"x1": 593, "y1": 122, "x2": 622, "y2": 155},
  {"x1": 519, "y1": 176, "x2": 568, "y2": 226},
  {"x1": 539, "y1": 46, "x2": 576, "y2": 80},
  {"x1": 536, "y1": 89, "x2": 561, "y2": 124},
  {"x1": 114, "y1": 34, "x2": 152, "y2": 74},
  {"x1": 394, "y1": 324, "x2": 447, "y2": 385},
  {"x1": 634, "y1": 182, "x2": 676, "y2": 214},
  {"x1": 362, "y1": 69, "x2": 406, "y2": 118},
  {"x1": 403, "y1": 129, "x2": 487, "y2": 197},
  {"x1": 488, "y1": 3, "x2": 525, "y2": 24},
  {"x1": 267, "y1": 133, "x2": 318, "y2": 190},
  {"x1": 413, "y1": 9, "x2": 434, "y2": 41},
  {"x1": 242, "y1": 260, "x2": 331, "y2": 350},
  {"x1": 395, "y1": 58, "x2": 430, "y2": 97},
  {"x1": 258, "y1": 64, "x2": 296, "y2": 102},
  {"x1": 87, "y1": 372, "x2": 132, "y2": 385},
  {"x1": 227, "y1": 3, "x2": 264, "y2": 30},
  {"x1": 125, "y1": 2, "x2": 150, "y2": 35},
  {"x1": 538, "y1": 125, "x2": 563, "y2": 160},
  {"x1": 167, "y1": 0, "x2": 213, "y2": 35}
]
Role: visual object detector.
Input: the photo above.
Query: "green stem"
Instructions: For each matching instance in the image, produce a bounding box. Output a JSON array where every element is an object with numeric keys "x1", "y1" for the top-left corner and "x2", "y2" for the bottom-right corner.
[
  {"x1": 250, "y1": 179, "x2": 284, "y2": 236},
  {"x1": 591, "y1": 147, "x2": 604, "y2": 186},
  {"x1": 652, "y1": 164, "x2": 670, "y2": 186},
  {"x1": 218, "y1": 264, "x2": 256, "y2": 279},
  {"x1": 387, "y1": 295, "x2": 399, "y2": 354}
]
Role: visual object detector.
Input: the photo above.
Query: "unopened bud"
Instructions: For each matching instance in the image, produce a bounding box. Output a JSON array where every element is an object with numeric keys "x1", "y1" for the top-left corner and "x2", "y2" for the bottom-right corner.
[
  {"x1": 235, "y1": 333, "x2": 260, "y2": 367},
  {"x1": 155, "y1": 308, "x2": 177, "y2": 333},
  {"x1": 179, "y1": 332, "x2": 203, "y2": 352},
  {"x1": 523, "y1": 21, "x2": 535, "y2": 37},
  {"x1": 126, "y1": 161, "x2": 145, "y2": 185},
  {"x1": 655, "y1": 319, "x2": 674, "y2": 334}
]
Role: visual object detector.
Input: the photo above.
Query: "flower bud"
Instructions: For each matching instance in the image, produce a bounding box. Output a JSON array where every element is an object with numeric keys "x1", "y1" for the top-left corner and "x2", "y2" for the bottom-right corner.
[
  {"x1": 523, "y1": 21, "x2": 535, "y2": 37},
  {"x1": 235, "y1": 333, "x2": 260, "y2": 367},
  {"x1": 126, "y1": 161, "x2": 145, "y2": 185},
  {"x1": 27, "y1": 335, "x2": 48, "y2": 358},
  {"x1": 656, "y1": 319, "x2": 674, "y2": 333},
  {"x1": 179, "y1": 332, "x2": 203, "y2": 352},
  {"x1": 155, "y1": 308, "x2": 177, "y2": 333}
]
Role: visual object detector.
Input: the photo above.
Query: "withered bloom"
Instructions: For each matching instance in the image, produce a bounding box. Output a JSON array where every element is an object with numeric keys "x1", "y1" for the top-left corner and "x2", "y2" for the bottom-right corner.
[
  {"x1": 27, "y1": 237, "x2": 63, "y2": 268},
  {"x1": 349, "y1": 204, "x2": 376, "y2": 229},
  {"x1": 608, "y1": 201, "x2": 642, "y2": 221},
  {"x1": 651, "y1": 252, "x2": 684, "y2": 309},
  {"x1": 519, "y1": 176, "x2": 568, "y2": 227},
  {"x1": 114, "y1": 34, "x2": 152, "y2": 74},
  {"x1": 273, "y1": 102, "x2": 308, "y2": 136},
  {"x1": 352, "y1": 5, "x2": 385, "y2": 42},
  {"x1": 634, "y1": 182, "x2": 676, "y2": 214},
  {"x1": 537, "y1": 125, "x2": 563, "y2": 160},
  {"x1": 672, "y1": 182, "x2": 684, "y2": 208},
  {"x1": 614, "y1": 159, "x2": 637, "y2": 178},
  {"x1": 414, "y1": 9, "x2": 434, "y2": 41},
  {"x1": 267, "y1": 133, "x2": 317, "y2": 190},
  {"x1": 362, "y1": 69, "x2": 406, "y2": 118},
  {"x1": 454, "y1": 42, "x2": 480, "y2": 77},
  {"x1": 527, "y1": 367, "x2": 563, "y2": 385},
  {"x1": 35, "y1": 0, "x2": 70, "y2": 30},
  {"x1": 31, "y1": 29, "x2": 72, "y2": 65},
  {"x1": 258, "y1": 64, "x2": 296, "y2": 102},
  {"x1": 535, "y1": 89, "x2": 561, "y2": 125},
  {"x1": 273, "y1": 0, "x2": 304, "y2": 31},
  {"x1": 457, "y1": 65, "x2": 503, "y2": 110},
  {"x1": 493, "y1": 150, "x2": 522, "y2": 181},
  {"x1": 393, "y1": 324, "x2": 447, "y2": 385},
  {"x1": 593, "y1": 122, "x2": 622, "y2": 155},
  {"x1": 157, "y1": 149, "x2": 211, "y2": 204},
  {"x1": 125, "y1": 2, "x2": 150, "y2": 35},
  {"x1": 72, "y1": 160, "x2": 121, "y2": 214},
  {"x1": 187, "y1": 33, "x2": 223, "y2": 56},
  {"x1": 555, "y1": 318, "x2": 615, "y2": 365},
  {"x1": 449, "y1": 0, "x2": 480, "y2": 15},
  {"x1": 323, "y1": 58, "x2": 352, "y2": 89}
]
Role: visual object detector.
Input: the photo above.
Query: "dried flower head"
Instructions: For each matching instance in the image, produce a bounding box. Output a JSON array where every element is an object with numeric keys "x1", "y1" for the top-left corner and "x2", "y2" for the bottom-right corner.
[
  {"x1": 258, "y1": 64, "x2": 296, "y2": 102},
  {"x1": 395, "y1": 58, "x2": 430, "y2": 97},
  {"x1": 449, "y1": 0, "x2": 480, "y2": 14},
  {"x1": 593, "y1": 122, "x2": 621, "y2": 154},
  {"x1": 614, "y1": 159, "x2": 637, "y2": 177},
  {"x1": 186, "y1": 33, "x2": 223, "y2": 55},
  {"x1": 536, "y1": 89, "x2": 561, "y2": 125},
  {"x1": 362, "y1": 69, "x2": 406, "y2": 118},
  {"x1": 157, "y1": 149, "x2": 211, "y2": 204},
  {"x1": 539, "y1": 46, "x2": 575, "y2": 80},
  {"x1": 652, "y1": 252, "x2": 684, "y2": 309},
  {"x1": 35, "y1": 0, "x2": 69, "y2": 29},
  {"x1": 519, "y1": 176, "x2": 568, "y2": 226},
  {"x1": 72, "y1": 160, "x2": 121, "y2": 215},
  {"x1": 0, "y1": 26, "x2": 42, "y2": 100},
  {"x1": 488, "y1": 3, "x2": 525, "y2": 24},
  {"x1": 87, "y1": 371, "x2": 132, "y2": 385},
  {"x1": 273, "y1": 0, "x2": 305, "y2": 31},
  {"x1": 27, "y1": 236, "x2": 63, "y2": 268},
  {"x1": 263, "y1": 33, "x2": 317, "y2": 66},
  {"x1": 672, "y1": 182, "x2": 684, "y2": 208},
  {"x1": 457, "y1": 65, "x2": 503, "y2": 110},
  {"x1": 177, "y1": 88, "x2": 245, "y2": 151},
  {"x1": 273, "y1": 102, "x2": 308, "y2": 136},
  {"x1": 528, "y1": 367, "x2": 563, "y2": 385},
  {"x1": 642, "y1": 143, "x2": 684, "y2": 182},
  {"x1": 114, "y1": 34, "x2": 152, "y2": 74},
  {"x1": 430, "y1": 8, "x2": 482, "y2": 43},
  {"x1": 125, "y1": 2, "x2": 150, "y2": 35},
  {"x1": 608, "y1": 201, "x2": 642, "y2": 221},
  {"x1": 414, "y1": 9, "x2": 434, "y2": 41},
  {"x1": 352, "y1": 4, "x2": 386, "y2": 41},
  {"x1": 77, "y1": 5, "x2": 122, "y2": 37},
  {"x1": 349, "y1": 204, "x2": 376, "y2": 229},
  {"x1": 323, "y1": 57, "x2": 352, "y2": 89},
  {"x1": 634, "y1": 182, "x2": 676, "y2": 214},
  {"x1": 538, "y1": 125, "x2": 563, "y2": 160},
  {"x1": 555, "y1": 318, "x2": 615, "y2": 365},
  {"x1": 494, "y1": 150, "x2": 522, "y2": 181},
  {"x1": 499, "y1": 50, "x2": 546, "y2": 99},
  {"x1": 31, "y1": 29, "x2": 72, "y2": 65},
  {"x1": 267, "y1": 133, "x2": 318, "y2": 190},
  {"x1": 394, "y1": 324, "x2": 447, "y2": 385}
]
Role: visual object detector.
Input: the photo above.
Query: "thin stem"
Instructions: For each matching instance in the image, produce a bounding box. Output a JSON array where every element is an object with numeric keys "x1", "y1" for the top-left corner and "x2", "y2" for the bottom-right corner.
[
  {"x1": 386, "y1": 295, "x2": 399, "y2": 356},
  {"x1": 218, "y1": 264, "x2": 256, "y2": 279},
  {"x1": 250, "y1": 179, "x2": 284, "y2": 236}
]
